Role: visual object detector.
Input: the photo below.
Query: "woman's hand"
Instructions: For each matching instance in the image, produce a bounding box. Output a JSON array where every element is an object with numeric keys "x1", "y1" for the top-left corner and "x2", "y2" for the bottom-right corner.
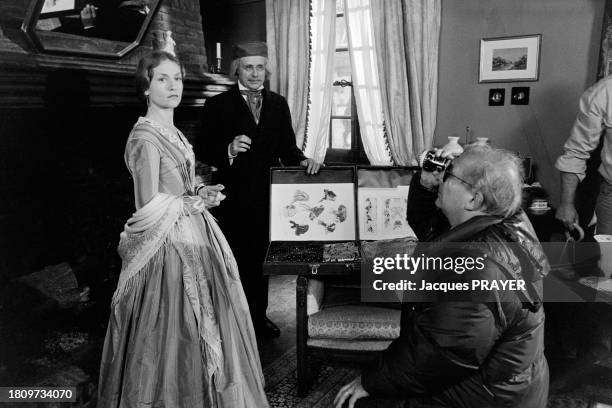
[
  {"x1": 333, "y1": 376, "x2": 369, "y2": 408},
  {"x1": 197, "y1": 184, "x2": 226, "y2": 209}
]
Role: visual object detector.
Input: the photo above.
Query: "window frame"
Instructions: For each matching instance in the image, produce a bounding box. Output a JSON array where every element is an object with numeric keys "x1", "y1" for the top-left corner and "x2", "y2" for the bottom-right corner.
[{"x1": 325, "y1": 8, "x2": 365, "y2": 164}]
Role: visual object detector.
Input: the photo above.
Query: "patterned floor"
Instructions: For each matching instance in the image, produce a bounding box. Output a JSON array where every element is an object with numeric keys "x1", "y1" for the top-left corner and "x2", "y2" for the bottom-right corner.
[
  {"x1": 264, "y1": 347, "x2": 612, "y2": 408},
  {"x1": 264, "y1": 347, "x2": 359, "y2": 408}
]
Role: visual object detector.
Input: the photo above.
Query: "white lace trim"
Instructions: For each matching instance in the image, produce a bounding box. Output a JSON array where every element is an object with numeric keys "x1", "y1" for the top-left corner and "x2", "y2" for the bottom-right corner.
[{"x1": 135, "y1": 117, "x2": 196, "y2": 168}]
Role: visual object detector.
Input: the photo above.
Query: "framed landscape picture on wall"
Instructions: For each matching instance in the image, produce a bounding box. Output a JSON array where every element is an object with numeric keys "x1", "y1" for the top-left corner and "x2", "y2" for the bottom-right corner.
[{"x1": 479, "y1": 34, "x2": 541, "y2": 83}]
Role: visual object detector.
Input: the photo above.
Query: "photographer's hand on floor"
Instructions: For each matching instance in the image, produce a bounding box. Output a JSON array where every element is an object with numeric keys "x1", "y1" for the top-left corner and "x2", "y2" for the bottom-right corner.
[{"x1": 334, "y1": 376, "x2": 369, "y2": 408}]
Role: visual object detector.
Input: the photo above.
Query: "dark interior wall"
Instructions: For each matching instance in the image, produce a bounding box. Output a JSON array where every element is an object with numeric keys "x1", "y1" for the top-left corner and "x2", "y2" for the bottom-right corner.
[
  {"x1": 436, "y1": 0, "x2": 605, "y2": 204},
  {"x1": 0, "y1": 0, "x2": 225, "y2": 288},
  {"x1": 201, "y1": 0, "x2": 266, "y2": 75}
]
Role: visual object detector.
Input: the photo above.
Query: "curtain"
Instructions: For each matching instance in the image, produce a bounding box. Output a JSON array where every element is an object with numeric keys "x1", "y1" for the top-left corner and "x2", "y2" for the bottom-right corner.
[
  {"x1": 344, "y1": 0, "x2": 393, "y2": 165},
  {"x1": 302, "y1": 0, "x2": 336, "y2": 162},
  {"x1": 266, "y1": 0, "x2": 311, "y2": 149},
  {"x1": 371, "y1": 0, "x2": 441, "y2": 165}
]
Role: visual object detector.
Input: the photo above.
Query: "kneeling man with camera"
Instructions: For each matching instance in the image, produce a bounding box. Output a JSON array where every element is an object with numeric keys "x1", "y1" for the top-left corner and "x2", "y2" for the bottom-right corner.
[{"x1": 335, "y1": 145, "x2": 550, "y2": 408}]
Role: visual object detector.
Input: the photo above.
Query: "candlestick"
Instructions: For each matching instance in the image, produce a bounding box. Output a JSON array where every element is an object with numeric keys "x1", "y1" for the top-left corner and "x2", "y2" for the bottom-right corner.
[
  {"x1": 216, "y1": 42, "x2": 221, "y2": 59},
  {"x1": 216, "y1": 58, "x2": 222, "y2": 74},
  {"x1": 210, "y1": 58, "x2": 224, "y2": 74}
]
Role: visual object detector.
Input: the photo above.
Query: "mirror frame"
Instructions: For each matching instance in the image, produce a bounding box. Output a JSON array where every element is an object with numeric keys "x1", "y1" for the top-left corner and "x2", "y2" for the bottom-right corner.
[{"x1": 21, "y1": 0, "x2": 161, "y2": 59}]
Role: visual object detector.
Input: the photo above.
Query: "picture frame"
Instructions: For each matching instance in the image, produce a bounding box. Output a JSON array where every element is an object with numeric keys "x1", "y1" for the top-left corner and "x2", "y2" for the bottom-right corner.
[
  {"x1": 511, "y1": 87, "x2": 530, "y2": 105},
  {"x1": 488, "y1": 88, "x2": 505, "y2": 106},
  {"x1": 479, "y1": 34, "x2": 541, "y2": 83},
  {"x1": 41, "y1": 0, "x2": 75, "y2": 14}
]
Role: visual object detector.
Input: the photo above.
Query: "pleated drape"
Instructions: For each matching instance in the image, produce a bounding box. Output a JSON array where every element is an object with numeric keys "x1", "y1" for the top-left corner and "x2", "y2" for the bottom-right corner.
[
  {"x1": 371, "y1": 0, "x2": 441, "y2": 165},
  {"x1": 266, "y1": 0, "x2": 311, "y2": 149}
]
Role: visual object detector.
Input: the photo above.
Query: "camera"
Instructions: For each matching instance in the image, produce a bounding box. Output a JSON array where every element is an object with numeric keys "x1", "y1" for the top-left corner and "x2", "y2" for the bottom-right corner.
[{"x1": 419, "y1": 150, "x2": 452, "y2": 173}]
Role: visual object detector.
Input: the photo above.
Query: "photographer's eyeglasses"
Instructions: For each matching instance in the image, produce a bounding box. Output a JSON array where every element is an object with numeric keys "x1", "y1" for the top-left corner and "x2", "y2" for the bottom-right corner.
[{"x1": 443, "y1": 164, "x2": 474, "y2": 188}]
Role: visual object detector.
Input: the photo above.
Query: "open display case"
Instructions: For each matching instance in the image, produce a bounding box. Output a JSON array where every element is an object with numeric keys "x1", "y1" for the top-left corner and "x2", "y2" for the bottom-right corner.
[{"x1": 263, "y1": 165, "x2": 419, "y2": 276}]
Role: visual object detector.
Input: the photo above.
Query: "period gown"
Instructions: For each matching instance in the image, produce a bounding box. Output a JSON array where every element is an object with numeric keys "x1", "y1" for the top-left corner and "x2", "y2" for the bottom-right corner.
[{"x1": 98, "y1": 117, "x2": 269, "y2": 408}]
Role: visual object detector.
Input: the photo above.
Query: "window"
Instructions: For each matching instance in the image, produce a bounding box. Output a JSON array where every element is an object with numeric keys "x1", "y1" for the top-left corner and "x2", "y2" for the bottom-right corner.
[{"x1": 326, "y1": 0, "x2": 365, "y2": 163}]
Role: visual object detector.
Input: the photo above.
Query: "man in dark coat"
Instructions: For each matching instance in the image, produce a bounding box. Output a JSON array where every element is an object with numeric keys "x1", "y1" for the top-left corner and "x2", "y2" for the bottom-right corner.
[
  {"x1": 335, "y1": 146, "x2": 549, "y2": 408},
  {"x1": 196, "y1": 42, "x2": 321, "y2": 337}
]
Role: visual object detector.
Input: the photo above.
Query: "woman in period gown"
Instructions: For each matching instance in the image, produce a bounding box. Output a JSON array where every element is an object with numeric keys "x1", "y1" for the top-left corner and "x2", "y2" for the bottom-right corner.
[{"x1": 97, "y1": 50, "x2": 269, "y2": 407}]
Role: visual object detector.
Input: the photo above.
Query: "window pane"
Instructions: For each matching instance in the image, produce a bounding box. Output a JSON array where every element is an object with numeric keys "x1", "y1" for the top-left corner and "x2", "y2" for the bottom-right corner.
[
  {"x1": 331, "y1": 118, "x2": 351, "y2": 149},
  {"x1": 336, "y1": 0, "x2": 344, "y2": 14},
  {"x1": 335, "y1": 16, "x2": 347, "y2": 48},
  {"x1": 333, "y1": 86, "x2": 351, "y2": 116},
  {"x1": 334, "y1": 51, "x2": 351, "y2": 81}
]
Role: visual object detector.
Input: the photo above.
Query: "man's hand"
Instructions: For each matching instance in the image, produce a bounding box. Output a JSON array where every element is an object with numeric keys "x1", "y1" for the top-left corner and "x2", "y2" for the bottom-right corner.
[
  {"x1": 419, "y1": 147, "x2": 459, "y2": 191},
  {"x1": 557, "y1": 172, "x2": 580, "y2": 231},
  {"x1": 420, "y1": 169, "x2": 443, "y2": 190},
  {"x1": 333, "y1": 376, "x2": 369, "y2": 408},
  {"x1": 436, "y1": 146, "x2": 460, "y2": 160},
  {"x1": 198, "y1": 184, "x2": 226, "y2": 209},
  {"x1": 300, "y1": 158, "x2": 322, "y2": 175},
  {"x1": 229, "y1": 135, "x2": 251, "y2": 156},
  {"x1": 80, "y1": 4, "x2": 97, "y2": 28},
  {"x1": 556, "y1": 202, "x2": 579, "y2": 230}
]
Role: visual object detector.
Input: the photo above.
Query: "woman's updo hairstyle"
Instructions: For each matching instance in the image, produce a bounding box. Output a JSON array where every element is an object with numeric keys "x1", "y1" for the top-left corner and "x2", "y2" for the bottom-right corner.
[{"x1": 134, "y1": 50, "x2": 185, "y2": 102}]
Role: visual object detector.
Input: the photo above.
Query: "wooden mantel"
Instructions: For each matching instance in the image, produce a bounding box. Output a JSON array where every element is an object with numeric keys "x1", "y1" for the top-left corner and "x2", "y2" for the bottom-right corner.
[{"x1": 0, "y1": 0, "x2": 234, "y2": 108}]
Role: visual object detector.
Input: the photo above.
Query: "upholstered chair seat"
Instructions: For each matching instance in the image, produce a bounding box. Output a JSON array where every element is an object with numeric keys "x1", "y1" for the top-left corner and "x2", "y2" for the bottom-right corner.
[{"x1": 308, "y1": 305, "x2": 400, "y2": 340}]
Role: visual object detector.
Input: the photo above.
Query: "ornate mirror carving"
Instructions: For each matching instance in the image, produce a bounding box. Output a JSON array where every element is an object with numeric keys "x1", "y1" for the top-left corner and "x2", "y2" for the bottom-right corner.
[{"x1": 21, "y1": 0, "x2": 161, "y2": 58}]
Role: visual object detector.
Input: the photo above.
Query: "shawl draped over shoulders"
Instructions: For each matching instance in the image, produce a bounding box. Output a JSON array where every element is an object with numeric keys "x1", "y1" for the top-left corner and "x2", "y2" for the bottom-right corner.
[{"x1": 98, "y1": 118, "x2": 269, "y2": 408}]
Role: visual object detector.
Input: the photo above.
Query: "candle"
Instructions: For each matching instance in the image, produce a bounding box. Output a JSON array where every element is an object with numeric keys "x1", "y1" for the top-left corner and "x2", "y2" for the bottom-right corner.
[{"x1": 216, "y1": 42, "x2": 221, "y2": 59}]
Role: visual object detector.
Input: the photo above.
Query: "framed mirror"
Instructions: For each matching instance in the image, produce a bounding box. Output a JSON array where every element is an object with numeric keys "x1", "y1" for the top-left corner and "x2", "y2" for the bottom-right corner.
[{"x1": 21, "y1": 0, "x2": 161, "y2": 58}]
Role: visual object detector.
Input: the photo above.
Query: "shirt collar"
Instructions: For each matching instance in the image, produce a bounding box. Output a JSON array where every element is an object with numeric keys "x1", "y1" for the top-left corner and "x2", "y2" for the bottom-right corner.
[{"x1": 238, "y1": 81, "x2": 264, "y2": 92}]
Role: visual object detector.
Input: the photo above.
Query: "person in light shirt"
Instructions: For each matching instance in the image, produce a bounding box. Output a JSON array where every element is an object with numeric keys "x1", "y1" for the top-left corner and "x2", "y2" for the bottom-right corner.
[
  {"x1": 555, "y1": 75, "x2": 612, "y2": 235},
  {"x1": 554, "y1": 75, "x2": 612, "y2": 387}
]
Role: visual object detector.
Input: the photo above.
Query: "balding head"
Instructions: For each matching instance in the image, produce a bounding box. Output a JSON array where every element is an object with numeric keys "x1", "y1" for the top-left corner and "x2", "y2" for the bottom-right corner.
[{"x1": 452, "y1": 145, "x2": 524, "y2": 218}]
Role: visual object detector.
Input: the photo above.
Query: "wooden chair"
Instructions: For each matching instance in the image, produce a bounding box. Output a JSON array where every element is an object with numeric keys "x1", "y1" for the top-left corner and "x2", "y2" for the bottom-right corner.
[{"x1": 295, "y1": 251, "x2": 412, "y2": 397}]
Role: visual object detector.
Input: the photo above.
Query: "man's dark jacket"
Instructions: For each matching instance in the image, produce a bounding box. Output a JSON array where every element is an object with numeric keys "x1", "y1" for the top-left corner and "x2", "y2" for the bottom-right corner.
[
  {"x1": 195, "y1": 85, "x2": 306, "y2": 314},
  {"x1": 361, "y1": 173, "x2": 550, "y2": 408},
  {"x1": 196, "y1": 85, "x2": 305, "y2": 213}
]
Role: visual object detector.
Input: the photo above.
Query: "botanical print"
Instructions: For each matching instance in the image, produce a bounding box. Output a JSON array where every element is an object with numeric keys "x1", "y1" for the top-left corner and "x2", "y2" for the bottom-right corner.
[
  {"x1": 363, "y1": 197, "x2": 378, "y2": 234},
  {"x1": 382, "y1": 197, "x2": 406, "y2": 234},
  {"x1": 271, "y1": 183, "x2": 356, "y2": 241},
  {"x1": 358, "y1": 187, "x2": 415, "y2": 240}
]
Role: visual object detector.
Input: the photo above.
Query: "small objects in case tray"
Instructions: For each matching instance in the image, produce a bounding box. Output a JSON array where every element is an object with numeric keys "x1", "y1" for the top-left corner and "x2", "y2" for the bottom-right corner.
[
  {"x1": 267, "y1": 242, "x2": 323, "y2": 263},
  {"x1": 266, "y1": 241, "x2": 360, "y2": 263},
  {"x1": 322, "y1": 242, "x2": 360, "y2": 262}
]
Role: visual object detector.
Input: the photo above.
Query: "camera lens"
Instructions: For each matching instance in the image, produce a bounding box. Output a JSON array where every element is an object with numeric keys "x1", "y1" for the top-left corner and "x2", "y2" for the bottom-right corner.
[{"x1": 422, "y1": 161, "x2": 437, "y2": 172}]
